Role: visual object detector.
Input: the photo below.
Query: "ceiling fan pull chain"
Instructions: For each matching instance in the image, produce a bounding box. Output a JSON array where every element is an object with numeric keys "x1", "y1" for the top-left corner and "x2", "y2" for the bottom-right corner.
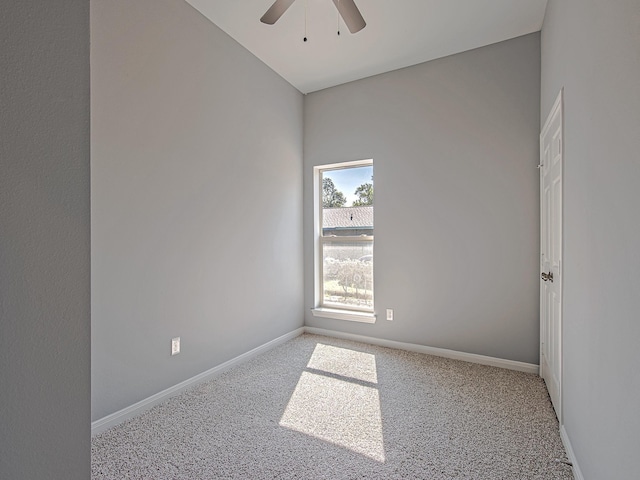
[
  {"x1": 337, "y1": 8, "x2": 341, "y2": 36},
  {"x1": 303, "y1": 0, "x2": 308, "y2": 42}
]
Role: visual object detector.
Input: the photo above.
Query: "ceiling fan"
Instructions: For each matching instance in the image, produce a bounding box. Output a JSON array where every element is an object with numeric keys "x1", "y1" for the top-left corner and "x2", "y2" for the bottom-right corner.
[{"x1": 260, "y1": 0, "x2": 366, "y2": 34}]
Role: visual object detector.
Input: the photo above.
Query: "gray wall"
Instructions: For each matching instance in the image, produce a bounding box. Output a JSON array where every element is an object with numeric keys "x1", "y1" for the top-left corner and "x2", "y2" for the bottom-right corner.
[
  {"x1": 0, "y1": 1, "x2": 91, "y2": 479},
  {"x1": 91, "y1": 0, "x2": 304, "y2": 420},
  {"x1": 304, "y1": 34, "x2": 542, "y2": 364},
  {"x1": 541, "y1": 1, "x2": 640, "y2": 477}
]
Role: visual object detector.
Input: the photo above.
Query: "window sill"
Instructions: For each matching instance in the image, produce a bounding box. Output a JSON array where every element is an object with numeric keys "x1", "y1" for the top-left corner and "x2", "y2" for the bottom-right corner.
[{"x1": 311, "y1": 308, "x2": 376, "y2": 324}]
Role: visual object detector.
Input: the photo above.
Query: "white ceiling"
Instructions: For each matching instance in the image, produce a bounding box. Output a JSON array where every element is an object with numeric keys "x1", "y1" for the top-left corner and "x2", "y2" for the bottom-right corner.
[{"x1": 185, "y1": 0, "x2": 548, "y2": 94}]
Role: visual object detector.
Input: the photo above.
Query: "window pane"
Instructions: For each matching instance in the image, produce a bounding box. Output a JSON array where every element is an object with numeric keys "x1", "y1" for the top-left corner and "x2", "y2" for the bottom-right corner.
[
  {"x1": 322, "y1": 166, "x2": 373, "y2": 237},
  {"x1": 323, "y1": 242, "x2": 373, "y2": 310}
]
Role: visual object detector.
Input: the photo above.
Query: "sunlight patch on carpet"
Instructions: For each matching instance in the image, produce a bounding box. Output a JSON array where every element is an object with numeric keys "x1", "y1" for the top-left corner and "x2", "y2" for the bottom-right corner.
[
  {"x1": 306, "y1": 343, "x2": 378, "y2": 384},
  {"x1": 279, "y1": 344, "x2": 385, "y2": 462}
]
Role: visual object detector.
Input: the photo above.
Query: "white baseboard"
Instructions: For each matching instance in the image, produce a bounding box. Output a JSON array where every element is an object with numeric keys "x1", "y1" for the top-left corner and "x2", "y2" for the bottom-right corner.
[
  {"x1": 91, "y1": 327, "x2": 305, "y2": 436},
  {"x1": 560, "y1": 425, "x2": 585, "y2": 480},
  {"x1": 304, "y1": 327, "x2": 540, "y2": 375},
  {"x1": 92, "y1": 325, "x2": 540, "y2": 435}
]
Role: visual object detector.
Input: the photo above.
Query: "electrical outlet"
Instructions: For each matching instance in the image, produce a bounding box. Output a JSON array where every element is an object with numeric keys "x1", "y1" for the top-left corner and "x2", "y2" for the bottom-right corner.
[
  {"x1": 386, "y1": 309, "x2": 394, "y2": 321},
  {"x1": 171, "y1": 337, "x2": 180, "y2": 356}
]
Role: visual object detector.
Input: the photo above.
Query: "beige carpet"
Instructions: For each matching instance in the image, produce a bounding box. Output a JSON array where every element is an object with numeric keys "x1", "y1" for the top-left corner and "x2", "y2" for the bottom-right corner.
[{"x1": 92, "y1": 334, "x2": 573, "y2": 479}]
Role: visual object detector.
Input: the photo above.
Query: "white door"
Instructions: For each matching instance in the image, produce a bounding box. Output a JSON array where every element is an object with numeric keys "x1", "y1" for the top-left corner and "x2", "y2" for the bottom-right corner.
[{"x1": 540, "y1": 90, "x2": 563, "y2": 421}]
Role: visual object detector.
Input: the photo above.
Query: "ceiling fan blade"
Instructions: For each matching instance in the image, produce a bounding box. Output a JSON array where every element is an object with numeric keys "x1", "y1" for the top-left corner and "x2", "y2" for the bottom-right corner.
[
  {"x1": 332, "y1": 0, "x2": 366, "y2": 33},
  {"x1": 260, "y1": 0, "x2": 297, "y2": 25}
]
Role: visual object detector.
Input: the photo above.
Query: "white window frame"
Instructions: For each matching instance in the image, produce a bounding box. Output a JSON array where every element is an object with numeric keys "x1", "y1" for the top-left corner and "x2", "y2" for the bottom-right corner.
[{"x1": 311, "y1": 159, "x2": 376, "y2": 323}]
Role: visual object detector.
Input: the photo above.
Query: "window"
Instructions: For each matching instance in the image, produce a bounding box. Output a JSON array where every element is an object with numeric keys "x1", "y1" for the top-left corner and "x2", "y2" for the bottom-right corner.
[{"x1": 313, "y1": 160, "x2": 374, "y2": 321}]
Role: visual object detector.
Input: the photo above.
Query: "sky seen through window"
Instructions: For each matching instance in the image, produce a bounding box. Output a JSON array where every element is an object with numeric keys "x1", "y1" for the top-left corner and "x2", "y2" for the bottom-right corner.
[{"x1": 326, "y1": 165, "x2": 373, "y2": 206}]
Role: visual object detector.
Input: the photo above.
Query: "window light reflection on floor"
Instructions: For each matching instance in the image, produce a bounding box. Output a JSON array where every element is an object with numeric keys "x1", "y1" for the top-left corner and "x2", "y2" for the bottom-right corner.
[{"x1": 279, "y1": 344, "x2": 385, "y2": 462}]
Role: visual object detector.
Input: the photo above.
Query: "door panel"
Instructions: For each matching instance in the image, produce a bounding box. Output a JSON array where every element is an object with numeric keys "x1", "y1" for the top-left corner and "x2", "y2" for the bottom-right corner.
[{"x1": 540, "y1": 90, "x2": 563, "y2": 421}]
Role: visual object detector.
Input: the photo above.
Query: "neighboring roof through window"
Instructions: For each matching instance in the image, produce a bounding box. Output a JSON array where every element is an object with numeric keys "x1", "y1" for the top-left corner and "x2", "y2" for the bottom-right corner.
[{"x1": 322, "y1": 206, "x2": 373, "y2": 230}]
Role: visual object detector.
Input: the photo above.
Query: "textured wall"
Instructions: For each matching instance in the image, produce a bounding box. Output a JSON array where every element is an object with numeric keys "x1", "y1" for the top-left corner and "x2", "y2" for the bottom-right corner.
[
  {"x1": 0, "y1": 1, "x2": 91, "y2": 479},
  {"x1": 541, "y1": 1, "x2": 640, "y2": 477},
  {"x1": 304, "y1": 34, "x2": 541, "y2": 364},
  {"x1": 91, "y1": 0, "x2": 304, "y2": 420}
]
